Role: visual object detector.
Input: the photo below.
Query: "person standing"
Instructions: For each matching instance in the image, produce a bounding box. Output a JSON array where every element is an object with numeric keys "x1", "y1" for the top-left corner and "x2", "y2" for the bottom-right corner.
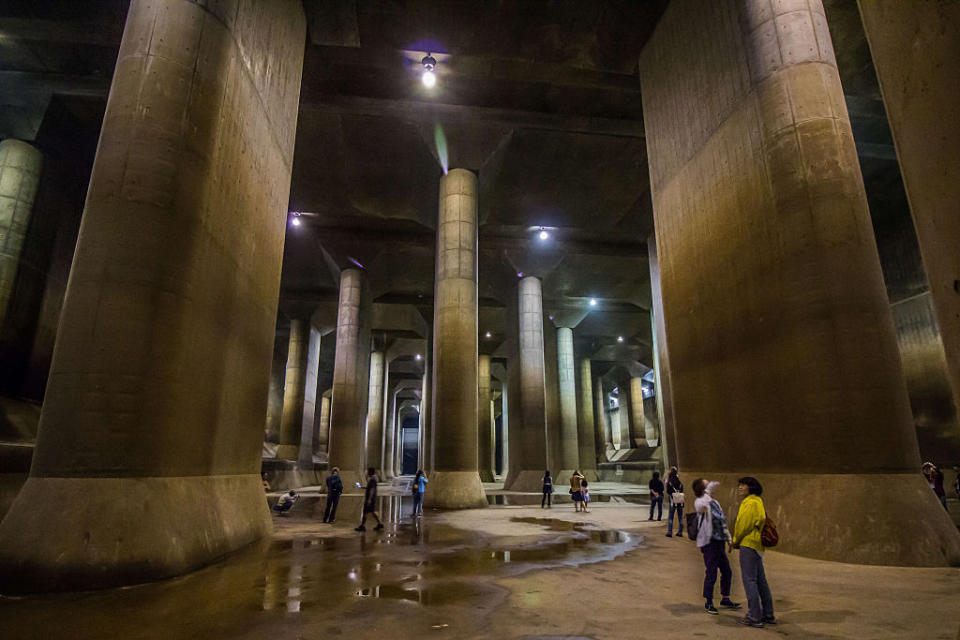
[
  {"x1": 355, "y1": 467, "x2": 384, "y2": 532},
  {"x1": 732, "y1": 476, "x2": 776, "y2": 628},
  {"x1": 693, "y1": 478, "x2": 740, "y2": 615},
  {"x1": 922, "y1": 462, "x2": 948, "y2": 511},
  {"x1": 412, "y1": 469, "x2": 429, "y2": 517},
  {"x1": 648, "y1": 471, "x2": 664, "y2": 521},
  {"x1": 541, "y1": 470, "x2": 554, "y2": 508},
  {"x1": 580, "y1": 477, "x2": 590, "y2": 513},
  {"x1": 665, "y1": 466, "x2": 685, "y2": 538},
  {"x1": 569, "y1": 470, "x2": 585, "y2": 512},
  {"x1": 323, "y1": 467, "x2": 343, "y2": 523}
]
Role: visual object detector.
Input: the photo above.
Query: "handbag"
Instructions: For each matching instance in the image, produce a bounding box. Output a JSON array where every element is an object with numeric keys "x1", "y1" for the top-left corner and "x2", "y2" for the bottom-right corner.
[{"x1": 671, "y1": 491, "x2": 685, "y2": 506}]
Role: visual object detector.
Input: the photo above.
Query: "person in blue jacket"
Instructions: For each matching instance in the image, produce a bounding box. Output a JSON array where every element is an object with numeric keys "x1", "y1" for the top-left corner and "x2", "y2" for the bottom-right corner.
[{"x1": 412, "y1": 469, "x2": 429, "y2": 517}]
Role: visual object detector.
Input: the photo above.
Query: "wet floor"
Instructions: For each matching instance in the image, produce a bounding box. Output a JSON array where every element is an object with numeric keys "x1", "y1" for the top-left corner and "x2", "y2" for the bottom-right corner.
[{"x1": 0, "y1": 495, "x2": 642, "y2": 640}]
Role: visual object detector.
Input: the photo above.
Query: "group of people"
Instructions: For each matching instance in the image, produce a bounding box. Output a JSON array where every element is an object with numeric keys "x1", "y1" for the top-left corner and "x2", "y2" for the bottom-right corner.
[{"x1": 540, "y1": 470, "x2": 590, "y2": 512}]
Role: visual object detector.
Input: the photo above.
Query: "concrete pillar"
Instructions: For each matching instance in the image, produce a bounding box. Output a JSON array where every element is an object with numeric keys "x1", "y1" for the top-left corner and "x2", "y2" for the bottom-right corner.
[
  {"x1": 0, "y1": 140, "x2": 42, "y2": 328},
  {"x1": 556, "y1": 327, "x2": 579, "y2": 476},
  {"x1": 364, "y1": 351, "x2": 385, "y2": 473},
  {"x1": 426, "y1": 168, "x2": 485, "y2": 508},
  {"x1": 297, "y1": 325, "x2": 321, "y2": 469},
  {"x1": 593, "y1": 375, "x2": 607, "y2": 461},
  {"x1": 629, "y1": 377, "x2": 653, "y2": 446},
  {"x1": 317, "y1": 395, "x2": 331, "y2": 453},
  {"x1": 857, "y1": 2, "x2": 960, "y2": 466},
  {"x1": 276, "y1": 319, "x2": 309, "y2": 460},
  {"x1": 383, "y1": 380, "x2": 397, "y2": 479},
  {"x1": 639, "y1": 0, "x2": 960, "y2": 565},
  {"x1": 478, "y1": 354, "x2": 494, "y2": 481},
  {"x1": 264, "y1": 335, "x2": 287, "y2": 443},
  {"x1": 649, "y1": 237, "x2": 678, "y2": 465},
  {"x1": 328, "y1": 269, "x2": 372, "y2": 488},
  {"x1": 0, "y1": 0, "x2": 306, "y2": 592},
  {"x1": 577, "y1": 358, "x2": 597, "y2": 479},
  {"x1": 504, "y1": 277, "x2": 548, "y2": 491}
]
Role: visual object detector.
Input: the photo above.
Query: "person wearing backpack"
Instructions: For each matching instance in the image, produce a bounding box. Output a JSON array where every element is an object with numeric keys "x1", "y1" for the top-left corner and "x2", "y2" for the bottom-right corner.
[
  {"x1": 732, "y1": 476, "x2": 776, "y2": 628},
  {"x1": 692, "y1": 478, "x2": 741, "y2": 615},
  {"x1": 665, "y1": 466, "x2": 685, "y2": 538},
  {"x1": 412, "y1": 469, "x2": 429, "y2": 517},
  {"x1": 541, "y1": 470, "x2": 554, "y2": 508}
]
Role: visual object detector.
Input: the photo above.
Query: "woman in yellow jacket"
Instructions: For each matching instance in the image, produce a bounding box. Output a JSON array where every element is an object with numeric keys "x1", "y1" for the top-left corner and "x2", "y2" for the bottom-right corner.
[{"x1": 732, "y1": 477, "x2": 776, "y2": 628}]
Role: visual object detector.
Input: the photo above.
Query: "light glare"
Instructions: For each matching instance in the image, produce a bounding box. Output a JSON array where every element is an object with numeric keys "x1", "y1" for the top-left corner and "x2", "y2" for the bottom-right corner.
[
  {"x1": 589, "y1": 298, "x2": 597, "y2": 307},
  {"x1": 538, "y1": 229, "x2": 549, "y2": 240},
  {"x1": 422, "y1": 70, "x2": 436, "y2": 87}
]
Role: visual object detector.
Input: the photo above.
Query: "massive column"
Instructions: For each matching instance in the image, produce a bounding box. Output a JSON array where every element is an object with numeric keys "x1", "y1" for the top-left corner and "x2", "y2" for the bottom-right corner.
[
  {"x1": 383, "y1": 380, "x2": 397, "y2": 478},
  {"x1": 648, "y1": 238, "x2": 678, "y2": 465},
  {"x1": 364, "y1": 351, "x2": 385, "y2": 473},
  {"x1": 640, "y1": 0, "x2": 960, "y2": 565},
  {"x1": 577, "y1": 358, "x2": 597, "y2": 479},
  {"x1": 629, "y1": 377, "x2": 655, "y2": 446},
  {"x1": 857, "y1": 2, "x2": 960, "y2": 465},
  {"x1": 478, "y1": 354, "x2": 494, "y2": 481},
  {"x1": 426, "y1": 168, "x2": 485, "y2": 508},
  {"x1": 0, "y1": 140, "x2": 42, "y2": 327},
  {"x1": 0, "y1": 0, "x2": 306, "y2": 591},
  {"x1": 504, "y1": 277, "x2": 548, "y2": 491},
  {"x1": 327, "y1": 269, "x2": 372, "y2": 488},
  {"x1": 556, "y1": 327, "x2": 579, "y2": 475},
  {"x1": 298, "y1": 325, "x2": 321, "y2": 469},
  {"x1": 316, "y1": 395, "x2": 331, "y2": 455},
  {"x1": 276, "y1": 319, "x2": 309, "y2": 460}
]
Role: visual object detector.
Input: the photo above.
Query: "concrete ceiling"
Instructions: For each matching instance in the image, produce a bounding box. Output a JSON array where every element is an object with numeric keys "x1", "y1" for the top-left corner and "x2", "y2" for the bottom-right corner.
[{"x1": 0, "y1": 0, "x2": 918, "y2": 372}]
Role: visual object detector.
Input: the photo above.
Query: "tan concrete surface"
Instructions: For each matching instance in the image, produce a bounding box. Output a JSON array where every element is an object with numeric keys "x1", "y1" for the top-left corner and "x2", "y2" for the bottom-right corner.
[
  {"x1": 576, "y1": 358, "x2": 597, "y2": 480},
  {"x1": 0, "y1": 0, "x2": 305, "y2": 591},
  {"x1": 478, "y1": 354, "x2": 494, "y2": 482},
  {"x1": 556, "y1": 327, "x2": 579, "y2": 474},
  {"x1": 640, "y1": 0, "x2": 960, "y2": 564},
  {"x1": 364, "y1": 351, "x2": 385, "y2": 471},
  {"x1": 276, "y1": 318, "x2": 308, "y2": 461}
]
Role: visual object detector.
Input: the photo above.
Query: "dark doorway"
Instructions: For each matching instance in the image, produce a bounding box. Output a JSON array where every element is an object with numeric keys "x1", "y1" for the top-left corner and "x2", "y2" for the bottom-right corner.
[{"x1": 401, "y1": 415, "x2": 419, "y2": 475}]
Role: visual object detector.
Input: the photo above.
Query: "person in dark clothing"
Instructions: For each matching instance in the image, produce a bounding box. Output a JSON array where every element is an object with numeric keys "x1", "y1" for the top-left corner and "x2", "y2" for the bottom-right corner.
[
  {"x1": 923, "y1": 462, "x2": 948, "y2": 511},
  {"x1": 541, "y1": 470, "x2": 553, "y2": 508},
  {"x1": 665, "y1": 466, "x2": 685, "y2": 537},
  {"x1": 355, "y1": 467, "x2": 384, "y2": 532},
  {"x1": 649, "y1": 471, "x2": 664, "y2": 521},
  {"x1": 323, "y1": 467, "x2": 343, "y2": 523}
]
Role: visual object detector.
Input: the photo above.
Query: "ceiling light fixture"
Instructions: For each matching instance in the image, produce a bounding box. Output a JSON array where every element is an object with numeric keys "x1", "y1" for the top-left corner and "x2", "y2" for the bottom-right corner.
[
  {"x1": 617, "y1": 336, "x2": 624, "y2": 343},
  {"x1": 290, "y1": 212, "x2": 301, "y2": 227},
  {"x1": 589, "y1": 298, "x2": 597, "y2": 307},
  {"x1": 485, "y1": 331, "x2": 492, "y2": 339},
  {"x1": 538, "y1": 227, "x2": 549, "y2": 241},
  {"x1": 421, "y1": 54, "x2": 437, "y2": 88}
]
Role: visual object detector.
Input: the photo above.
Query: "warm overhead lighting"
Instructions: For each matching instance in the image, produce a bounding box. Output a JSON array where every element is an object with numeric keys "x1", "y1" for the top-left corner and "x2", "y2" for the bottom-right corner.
[
  {"x1": 485, "y1": 331, "x2": 492, "y2": 339},
  {"x1": 617, "y1": 336, "x2": 624, "y2": 343},
  {"x1": 421, "y1": 54, "x2": 437, "y2": 88},
  {"x1": 589, "y1": 298, "x2": 597, "y2": 307}
]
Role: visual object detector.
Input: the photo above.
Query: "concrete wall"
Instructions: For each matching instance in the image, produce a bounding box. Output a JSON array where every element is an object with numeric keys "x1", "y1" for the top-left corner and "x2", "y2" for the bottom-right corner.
[{"x1": 640, "y1": 0, "x2": 959, "y2": 565}]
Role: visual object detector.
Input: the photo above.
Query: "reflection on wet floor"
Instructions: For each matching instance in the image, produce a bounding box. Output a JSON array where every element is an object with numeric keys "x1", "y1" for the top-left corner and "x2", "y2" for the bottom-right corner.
[{"x1": 0, "y1": 495, "x2": 643, "y2": 640}]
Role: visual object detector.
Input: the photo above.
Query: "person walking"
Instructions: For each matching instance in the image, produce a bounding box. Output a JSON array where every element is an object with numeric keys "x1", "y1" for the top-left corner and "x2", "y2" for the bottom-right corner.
[
  {"x1": 648, "y1": 471, "x2": 664, "y2": 521},
  {"x1": 569, "y1": 470, "x2": 585, "y2": 512},
  {"x1": 922, "y1": 462, "x2": 948, "y2": 511},
  {"x1": 665, "y1": 466, "x2": 685, "y2": 537},
  {"x1": 323, "y1": 467, "x2": 343, "y2": 523},
  {"x1": 355, "y1": 467, "x2": 384, "y2": 532},
  {"x1": 732, "y1": 476, "x2": 776, "y2": 628},
  {"x1": 693, "y1": 478, "x2": 741, "y2": 615},
  {"x1": 412, "y1": 469, "x2": 429, "y2": 517},
  {"x1": 541, "y1": 470, "x2": 554, "y2": 508}
]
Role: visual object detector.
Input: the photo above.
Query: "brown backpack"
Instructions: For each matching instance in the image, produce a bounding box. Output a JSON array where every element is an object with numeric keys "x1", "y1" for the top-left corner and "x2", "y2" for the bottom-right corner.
[{"x1": 760, "y1": 516, "x2": 779, "y2": 548}]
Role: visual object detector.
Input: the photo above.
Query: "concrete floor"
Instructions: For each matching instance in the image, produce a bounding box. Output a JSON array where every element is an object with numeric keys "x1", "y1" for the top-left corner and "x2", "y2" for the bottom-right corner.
[{"x1": 1, "y1": 485, "x2": 958, "y2": 639}]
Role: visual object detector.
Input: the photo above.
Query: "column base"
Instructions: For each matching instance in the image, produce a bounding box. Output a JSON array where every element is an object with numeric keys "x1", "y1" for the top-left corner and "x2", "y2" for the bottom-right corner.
[
  {"x1": 479, "y1": 469, "x2": 495, "y2": 482},
  {"x1": 504, "y1": 469, "x2": 549, "y2": 493},
  {"x1": 423, "y1": 471, "x2": 487, "y2": 509},
  {"x1": 273, "y1": 444, "x2": 299, "y2": 460},
  {"x1": 0, "y1": 474, "x2": 272, "y2": 593},
  {"x1": 581, "y1": 469, "x2": 599, "y2": 482},
  {"x1": 688, "y1": 471, "x2": 960, "y2": 567},
  {"x1": 333, "y1": 469, "x2": 365, "y2": 492}
]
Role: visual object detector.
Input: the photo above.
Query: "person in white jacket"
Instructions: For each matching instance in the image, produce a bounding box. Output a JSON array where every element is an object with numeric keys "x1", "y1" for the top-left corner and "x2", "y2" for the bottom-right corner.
[{"x1": 692, "y1": 478, "x2": 741, "y2": 615}]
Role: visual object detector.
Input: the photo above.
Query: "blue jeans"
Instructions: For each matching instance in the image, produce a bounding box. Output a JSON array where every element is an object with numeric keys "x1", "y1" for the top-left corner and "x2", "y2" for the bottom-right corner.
[
  {"x1": 413, "y1": 492, "x2": 423, "y2": 516},
  {"x1": 739, "y1": 547, "x2": 774, "y2": 622},
  {"x1": 649, "y1": 495, "x2": 663, "y2": 520},
  {"x1": 667, "y1": 502, "x2": 684, "y2": 535},
  {"x1": 701, "y1": 538, "x2": 732, "y2": 600}
]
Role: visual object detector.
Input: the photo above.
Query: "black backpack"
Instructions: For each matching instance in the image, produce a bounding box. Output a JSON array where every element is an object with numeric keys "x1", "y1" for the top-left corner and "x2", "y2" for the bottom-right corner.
[{"x1": 685, "y1": 511, "x2": 701, "y2": 540}]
